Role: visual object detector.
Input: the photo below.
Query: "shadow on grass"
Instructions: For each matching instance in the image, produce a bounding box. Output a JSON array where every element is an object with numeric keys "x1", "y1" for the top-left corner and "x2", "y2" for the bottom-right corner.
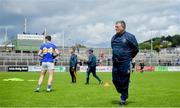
[
  {"x1": 33, "y1": 89, "x2": 56, "y2": 93},
  {"x1": 111, "y1": 100, "x2": 135, "y2": 106},
  {"x1": 111, "y1": 100, "x2": 119, "y2": 105}
]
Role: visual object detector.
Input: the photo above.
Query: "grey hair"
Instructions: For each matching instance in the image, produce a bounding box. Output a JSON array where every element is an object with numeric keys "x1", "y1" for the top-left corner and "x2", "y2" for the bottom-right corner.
[{"x1": 116, "y1": 20, "x2": 126, "y2": 29}]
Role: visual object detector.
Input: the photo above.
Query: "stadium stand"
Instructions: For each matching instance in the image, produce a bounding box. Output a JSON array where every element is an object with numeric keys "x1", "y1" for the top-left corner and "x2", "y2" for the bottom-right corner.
[
  {"x1": 0, "y1": 47, "x2": 179, "y2": 67},
  {"x1": 0, "y1": 34, "x2": 180, "y2": 71}
]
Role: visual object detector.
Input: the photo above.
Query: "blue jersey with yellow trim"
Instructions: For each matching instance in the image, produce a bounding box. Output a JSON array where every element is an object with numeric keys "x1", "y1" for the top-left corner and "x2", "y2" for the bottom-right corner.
[{"x1": 40, "y1": 42, "x2": 57, "y2": 63}]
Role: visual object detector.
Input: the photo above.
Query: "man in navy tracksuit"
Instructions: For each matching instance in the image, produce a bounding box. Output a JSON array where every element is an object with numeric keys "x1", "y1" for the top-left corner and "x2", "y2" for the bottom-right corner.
[
  {"x1": 111, "y1": 21, "x2": 139, "y2": 105},
  {"x1": 69, "y1": 47, "x2": 78, "y2": 83},
  {"x1": 85, "y1": 48, "x2": 103, "y2": 85}
]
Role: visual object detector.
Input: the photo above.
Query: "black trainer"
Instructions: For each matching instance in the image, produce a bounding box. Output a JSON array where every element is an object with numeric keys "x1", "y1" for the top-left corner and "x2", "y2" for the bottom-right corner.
[{"x1": 85, "y1": 82, "x2": 89, "y2": 85}]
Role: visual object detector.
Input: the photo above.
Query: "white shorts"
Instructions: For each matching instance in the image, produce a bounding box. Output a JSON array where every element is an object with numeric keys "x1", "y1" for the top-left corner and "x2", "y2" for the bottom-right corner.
[{"x1": 41, "y1": 62, "x2": 55, "y2": 71}]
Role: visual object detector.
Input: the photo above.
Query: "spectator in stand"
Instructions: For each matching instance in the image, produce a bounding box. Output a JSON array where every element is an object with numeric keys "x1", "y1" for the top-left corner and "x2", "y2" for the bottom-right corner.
[
  {"x1": 139, "y1": 62, "x2": 145, "y2": 73},
  {"x1": 131, "y1": 59, "x2": 136, "y2": 73}
]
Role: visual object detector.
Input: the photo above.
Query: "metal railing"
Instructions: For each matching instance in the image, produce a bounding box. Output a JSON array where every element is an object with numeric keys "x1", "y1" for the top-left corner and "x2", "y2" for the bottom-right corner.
[{"x1": 0, "y1": 48, "x2": 179, "y2": 67}]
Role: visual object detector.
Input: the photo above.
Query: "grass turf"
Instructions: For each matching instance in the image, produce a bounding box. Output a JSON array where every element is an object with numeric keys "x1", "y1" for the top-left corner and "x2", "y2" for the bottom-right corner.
[{"x1": 0, "y1": 71, "x2": 180, "y2": 107}]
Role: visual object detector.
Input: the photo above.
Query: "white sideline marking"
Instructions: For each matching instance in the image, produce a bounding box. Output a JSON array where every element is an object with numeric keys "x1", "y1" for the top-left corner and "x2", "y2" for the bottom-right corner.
[
  {"x1": 3, "y1": 78, "x2": 24, "y2": 81},
  {"x1": 2, "y1": 78, "x2": 37, "y2": 82},
  {"x1": 27, "y1": 80, "x2": 37, "y2": 82}
]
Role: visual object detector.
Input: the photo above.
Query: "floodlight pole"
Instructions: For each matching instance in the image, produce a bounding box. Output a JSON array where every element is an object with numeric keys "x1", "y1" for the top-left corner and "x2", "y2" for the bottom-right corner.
[
  {"x1": 61, "y1": 30, "x2": 65, "y2": 66},
  {"x1": 5, "y1": 27, "x2": 7, "y2": 42},
  {"x1": 44, "y1": 28, "x2": 47, "y2": 36},
  {"x1": 150, "y1": 30, "x2": 153, "y2": 66},
  {"x1": 62, "y1": 30, "x2": 65, "y2": 54},
  {"x1": 24, "y1": 18, "x2": 27, "y2": 34},
  {"x1": 43, "y1": 28, "x2": 47, "y2": 43}
]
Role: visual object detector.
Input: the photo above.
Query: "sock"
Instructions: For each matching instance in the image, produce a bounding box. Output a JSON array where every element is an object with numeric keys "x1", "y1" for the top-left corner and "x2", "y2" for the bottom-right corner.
[
  {"x1": 47, "y1": 85, "x2": 51, "y2": 89},
  {"x1": 86, "y1": 78, "x2": 89, "y2": 84},
  {"x1": 37, "y1": 84, "x2": 40, "y2": 90}
]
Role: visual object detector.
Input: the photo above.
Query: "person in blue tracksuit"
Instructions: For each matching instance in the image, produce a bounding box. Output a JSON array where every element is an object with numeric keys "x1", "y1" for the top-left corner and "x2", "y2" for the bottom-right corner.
[
  {"x1": 111, "y1": 21, "x2": 139, "y2": 105},
  {"x1": 85, "y1": 48, "x2": 103, "y2": 85},
  {"x1": 69, "y1": 47, "x2": 78, "y2": 83}
]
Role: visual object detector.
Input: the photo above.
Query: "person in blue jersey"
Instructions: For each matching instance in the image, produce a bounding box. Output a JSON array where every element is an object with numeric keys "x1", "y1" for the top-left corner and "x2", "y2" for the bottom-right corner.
[
  {"x1": 111, "y1": 21, "x2": 139, "y2": 105},
  {"x1": 35, "y1": 35, "x2": 60, "y2": 92},
  {"x1": 69, "y1": 47, "x2": 78, "y2": 83},
  {"x1": 85, "y1": 48, "x2": 103, "y2": 85}
]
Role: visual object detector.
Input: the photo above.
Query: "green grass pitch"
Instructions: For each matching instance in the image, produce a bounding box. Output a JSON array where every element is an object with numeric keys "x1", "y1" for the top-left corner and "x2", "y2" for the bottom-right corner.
[{"x1": 0, "y1": 71, "x2": 180, "y2": 107}]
